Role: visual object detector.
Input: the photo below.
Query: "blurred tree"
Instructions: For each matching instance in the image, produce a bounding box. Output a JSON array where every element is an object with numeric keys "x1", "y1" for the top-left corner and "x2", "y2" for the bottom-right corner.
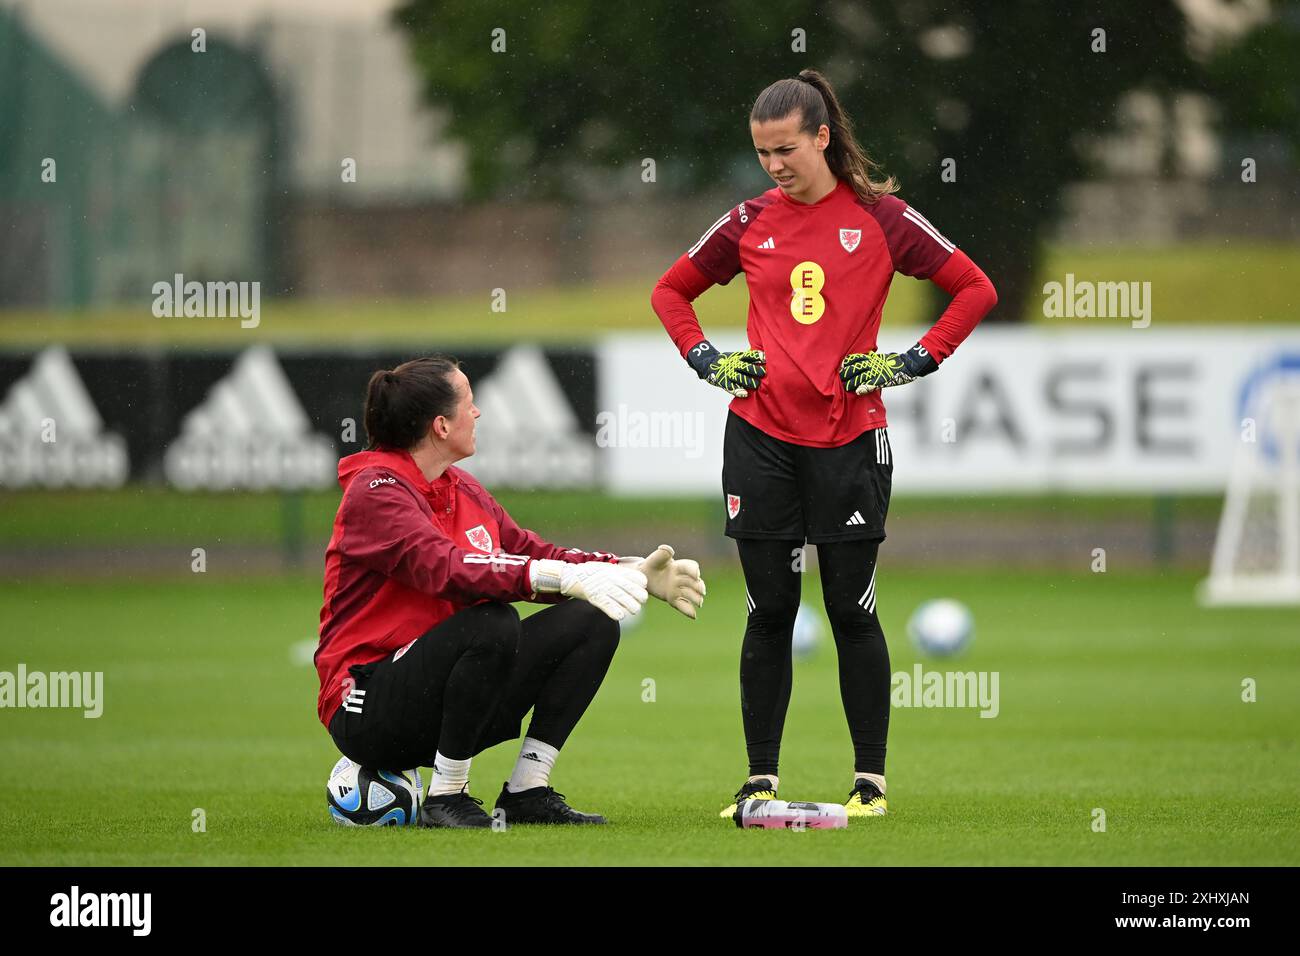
[
  {"x1": 397, "y1": 0, "x2": 1214, "y2": 321},
  {"x1": 1207, "y1": 0, "x2": 1300, "y2": 165}
]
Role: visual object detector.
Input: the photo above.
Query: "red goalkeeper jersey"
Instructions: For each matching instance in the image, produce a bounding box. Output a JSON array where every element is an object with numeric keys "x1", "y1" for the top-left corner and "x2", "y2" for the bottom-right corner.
[{"x1": 654, "y1": 179, "x2": 991, "y2": 448}]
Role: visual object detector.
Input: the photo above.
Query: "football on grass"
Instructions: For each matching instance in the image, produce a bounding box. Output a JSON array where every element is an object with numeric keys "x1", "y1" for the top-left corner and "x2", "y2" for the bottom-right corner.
[
  {"x1": 907, "y1": 599, "x2": 975, "y2": 658},
  {"x1": 792, "y1": 602, "x2": 825, "y2": 659},
  {"x1": 326, "y1": 756, "x2": 423, "y2": 826}
]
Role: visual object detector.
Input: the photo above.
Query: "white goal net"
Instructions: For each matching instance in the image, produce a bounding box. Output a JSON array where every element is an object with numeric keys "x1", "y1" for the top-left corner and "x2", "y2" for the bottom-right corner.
[{"x1": 1199, "y1": 368, "x2": 1300, "y2": 606}]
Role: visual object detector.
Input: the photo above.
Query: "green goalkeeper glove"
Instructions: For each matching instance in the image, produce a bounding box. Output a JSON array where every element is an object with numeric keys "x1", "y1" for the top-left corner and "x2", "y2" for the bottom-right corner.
[
  {"x1": 840, "y1": 343, "x2": 938, "y2": 395},
  {"x1": 686, "y1": 340, "x2": 766, "y2": 398}
]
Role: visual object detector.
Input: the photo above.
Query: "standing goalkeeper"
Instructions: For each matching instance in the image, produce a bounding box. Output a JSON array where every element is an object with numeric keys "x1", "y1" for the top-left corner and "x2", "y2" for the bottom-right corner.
[
  {"x1": 651, "y1": 70, "x2": 996, "y2": 817},
  {"x1": 316, "y1": 356, "x2": 706, "y2": 828}
]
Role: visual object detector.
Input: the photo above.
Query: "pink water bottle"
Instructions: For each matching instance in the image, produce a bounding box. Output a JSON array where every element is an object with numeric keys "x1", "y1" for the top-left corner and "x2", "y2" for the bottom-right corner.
[{"x1": 734, "y1": 799, "x2": 849, "y2": 829}]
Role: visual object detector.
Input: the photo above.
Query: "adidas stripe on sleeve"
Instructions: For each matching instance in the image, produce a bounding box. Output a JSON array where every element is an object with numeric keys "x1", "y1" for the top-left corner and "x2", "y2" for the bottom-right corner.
[
  {"x1": 686, "y1": 205, "x2": 747, "y2": 286},
  {"x1": 875, "y1": 197, "x2": 956, "y2": 279}
]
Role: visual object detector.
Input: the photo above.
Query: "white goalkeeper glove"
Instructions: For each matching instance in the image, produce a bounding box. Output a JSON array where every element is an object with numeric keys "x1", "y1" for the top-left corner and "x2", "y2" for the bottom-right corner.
[
  {"x1": 529, "y1": 559, "x2": 649, "y2": 622},
  {"x1": 618, "y1": 544, "x2": 706, "y2": 619}
]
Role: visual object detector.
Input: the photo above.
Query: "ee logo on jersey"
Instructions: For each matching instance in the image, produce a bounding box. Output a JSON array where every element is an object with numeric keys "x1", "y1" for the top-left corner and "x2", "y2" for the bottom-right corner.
[{"x1": 789, "y1": 261, "x2": 825, "y2": 325}]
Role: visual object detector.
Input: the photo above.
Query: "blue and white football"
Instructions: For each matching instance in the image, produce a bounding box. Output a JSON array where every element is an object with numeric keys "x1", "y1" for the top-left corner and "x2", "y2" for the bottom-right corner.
[
  {"x1": 907, "y1": 599, "x2": 975, "y2": 657},
  {"x1": 326, "y1": 756, "x2": 422, "y2": 827}
]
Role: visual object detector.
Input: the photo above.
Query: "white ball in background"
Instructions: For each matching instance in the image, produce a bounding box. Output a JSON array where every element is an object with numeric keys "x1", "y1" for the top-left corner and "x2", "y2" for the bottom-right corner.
[
  {"x1": 618, "y1": 606, "x2": 645, "y2": 633},
  {"x1": 907, "y1": 599, "x2": 975, "y2": 658},
  {"x1": 792, "y1": 602, "x2": 825, "y2": 660}
]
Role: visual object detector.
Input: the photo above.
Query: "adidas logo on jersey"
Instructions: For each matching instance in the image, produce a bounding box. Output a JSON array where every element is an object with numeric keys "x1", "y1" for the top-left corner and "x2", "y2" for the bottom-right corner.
[
  {"x1": 757, "y1": 237, "x2": 775, "y2": 249},
  {"x1": 163, "y1": 346, "x2": 336, "y2": 490},
  {"x1": 845, "y1": 510, "x2": 867, "y2": 526},
  {"x1": 0, "y1": 347, "x2": 129, "y2": 488}
]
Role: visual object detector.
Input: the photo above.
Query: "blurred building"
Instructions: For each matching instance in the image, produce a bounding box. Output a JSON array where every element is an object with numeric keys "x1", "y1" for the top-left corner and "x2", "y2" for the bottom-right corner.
[{"x1": 0, "y1": 0, "x2": 462, "y2": 307}]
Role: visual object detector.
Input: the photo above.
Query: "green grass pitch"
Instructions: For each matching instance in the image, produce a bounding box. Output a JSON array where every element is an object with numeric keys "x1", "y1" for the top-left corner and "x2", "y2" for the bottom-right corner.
[{"x1": 1, "y1": 566, "x2": 1296, "y2": 866}]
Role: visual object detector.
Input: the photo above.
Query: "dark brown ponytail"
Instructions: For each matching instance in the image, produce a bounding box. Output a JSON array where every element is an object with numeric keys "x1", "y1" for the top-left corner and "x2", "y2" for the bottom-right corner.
[
  {"x1": 750, "y1": 68, "x2": 898, "y2": 204},
  {"x1": 363, "y1": 355, "x2": 461, "y2": 450}
]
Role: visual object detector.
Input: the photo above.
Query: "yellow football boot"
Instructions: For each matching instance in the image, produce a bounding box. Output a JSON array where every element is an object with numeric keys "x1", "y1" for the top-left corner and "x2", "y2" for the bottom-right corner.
[
  {"x1": 844, "y1": 779, "x2": 887, "y2": 817},
  {"x1": 720, "y1": 777, "x2": 778, "y2": 818}
]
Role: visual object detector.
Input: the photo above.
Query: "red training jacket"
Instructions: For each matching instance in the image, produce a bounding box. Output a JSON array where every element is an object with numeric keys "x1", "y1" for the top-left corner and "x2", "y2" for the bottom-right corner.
[{"x1": 315, "y1": 448, "x2": 618, "y2": 726}]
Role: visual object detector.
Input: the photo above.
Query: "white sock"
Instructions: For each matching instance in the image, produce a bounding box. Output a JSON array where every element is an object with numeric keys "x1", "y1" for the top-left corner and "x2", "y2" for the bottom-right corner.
[
  {"x1": 426, "y1": 752, "x2": 471, "y2": 797},
  {"x1": 749, "y1": 774, "x2": 778, "y2": 791},
  {"x1": 855, "y1": 772, "x2": 886, "y2": 795},
  {"x1": 507, "y1": 738, "x2": 558, "y2": 793}
]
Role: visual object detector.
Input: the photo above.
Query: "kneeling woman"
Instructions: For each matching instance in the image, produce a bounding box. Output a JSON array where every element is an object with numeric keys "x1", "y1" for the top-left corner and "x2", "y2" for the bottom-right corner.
[{"x1": 315, "y1": 356, "x2": 705, "y2": 828}]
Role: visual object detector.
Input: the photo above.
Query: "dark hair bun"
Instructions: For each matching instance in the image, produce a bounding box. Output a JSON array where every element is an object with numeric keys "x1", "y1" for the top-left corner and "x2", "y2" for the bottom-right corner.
[{"x1": 363, "y1": 356, "x2": 461, "y2": 450}]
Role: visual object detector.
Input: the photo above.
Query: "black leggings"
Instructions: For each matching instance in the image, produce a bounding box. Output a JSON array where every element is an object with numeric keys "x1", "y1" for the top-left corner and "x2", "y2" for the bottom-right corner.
[
  {"x1": 737, "y1": 537, "x2": 891, "y2": 777},
  {"x1": 329, "y1": 599, "x2": 620, "y2": 769}
]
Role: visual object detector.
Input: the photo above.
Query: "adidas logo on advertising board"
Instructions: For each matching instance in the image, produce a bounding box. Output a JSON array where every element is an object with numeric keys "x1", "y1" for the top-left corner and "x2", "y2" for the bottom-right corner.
[
  {"x1": 0, "y1": 347, "x2": 128, "y2": 488},
  {"x1": 163, "y1": 346, "x2": 335, "y2": 490},
  {"x1": 459, "y1": 345, "x2": 596, "y2": 488}
]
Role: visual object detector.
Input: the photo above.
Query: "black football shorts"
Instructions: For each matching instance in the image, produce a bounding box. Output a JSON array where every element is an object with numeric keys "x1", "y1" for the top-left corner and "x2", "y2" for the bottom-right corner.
[
  {"x1": 721, "y1": 410, "x2": 893, "y2": 544},
  {"x1": 327, "y1": 614, "x2": 527, "y2": 772},
  {"x1": 327, "y1": 602, "x2": 590, "y2": 771}
]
